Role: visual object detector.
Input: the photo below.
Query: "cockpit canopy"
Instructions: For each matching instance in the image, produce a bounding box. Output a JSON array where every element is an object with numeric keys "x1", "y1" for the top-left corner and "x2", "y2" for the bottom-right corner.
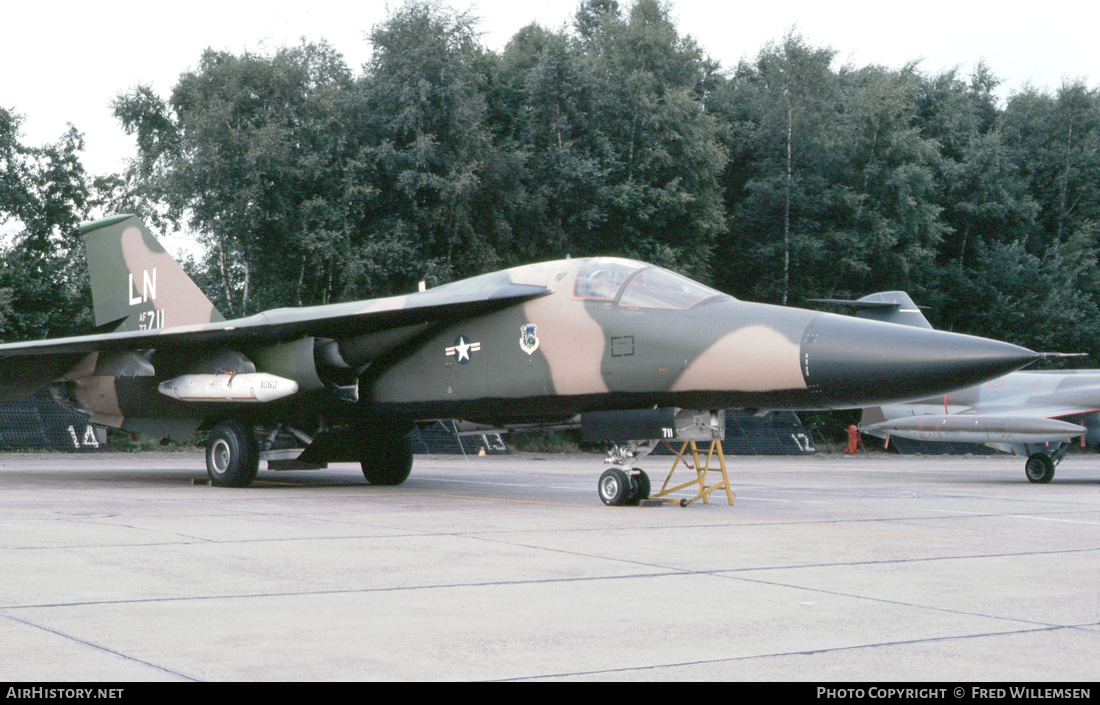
[{"x1": 573, "y1": 258, "x2": 725, "y2": 309}]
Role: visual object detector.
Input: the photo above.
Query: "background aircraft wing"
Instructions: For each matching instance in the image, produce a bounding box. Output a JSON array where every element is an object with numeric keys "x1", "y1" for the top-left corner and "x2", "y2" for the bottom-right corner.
[{"x1": 951, "y1": 405, "x2": 1100, "y2": 420}]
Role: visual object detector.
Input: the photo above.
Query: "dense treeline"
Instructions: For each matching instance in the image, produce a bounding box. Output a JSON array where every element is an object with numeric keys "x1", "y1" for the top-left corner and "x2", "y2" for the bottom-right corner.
[
  {"x1": 4, "y1": 0, "x2": 1100, "y2": 363},
  {"x1": 0, "y1": 109, "x2": 92, "y2": 340}
]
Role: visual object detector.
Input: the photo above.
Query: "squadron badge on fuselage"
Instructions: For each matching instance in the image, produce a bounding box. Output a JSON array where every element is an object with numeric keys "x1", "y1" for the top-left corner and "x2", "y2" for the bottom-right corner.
[{"x1": 520, "y1": 323, "x2": 539, "y2": 355}]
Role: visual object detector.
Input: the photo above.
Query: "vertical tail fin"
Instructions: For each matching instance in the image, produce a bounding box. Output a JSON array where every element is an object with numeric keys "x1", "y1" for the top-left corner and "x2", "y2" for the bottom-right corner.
[
  {"x1": 848, "y1": 291, "x2": 933, "y2": 329},
  {"x1": 80, "y1": 214, "x2": 224, "y2": 332},
  {"x1": 809, "y1": 291, "x2": 933, "y2": 329}
]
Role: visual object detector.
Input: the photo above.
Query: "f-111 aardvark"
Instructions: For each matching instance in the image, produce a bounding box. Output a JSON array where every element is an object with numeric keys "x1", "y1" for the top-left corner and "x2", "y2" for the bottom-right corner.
[{"x1": 0, "y1": 216, "x2": 1043, "y2": 503}]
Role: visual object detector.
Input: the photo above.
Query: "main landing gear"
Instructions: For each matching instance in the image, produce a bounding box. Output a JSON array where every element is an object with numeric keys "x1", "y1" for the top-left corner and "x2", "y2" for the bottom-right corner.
[
  {"x1": 597, "y1": 439, "x2": 658, "y2": 506},
  {"x1": 206, "y1": 420, "x2": 260, "y2": 487},
  {"x1": 597, "y1": 438, "x2": 733, "y2": 507},
  {"x1": 202, "y1": 419, "x2": 414, "y2": 488},
  {"x1": 1025, "y1": 453, "x2": 1056, "y2": 484},
  {"x1": 1023, "y1": 443, "x2": 1069, "y2": 484},
  {"x1": 361, "y1": 442, "x2": 413, "y2": 486}
]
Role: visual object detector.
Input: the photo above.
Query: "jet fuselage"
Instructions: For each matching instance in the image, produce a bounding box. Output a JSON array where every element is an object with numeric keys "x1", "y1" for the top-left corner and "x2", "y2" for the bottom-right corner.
[{"x1": 41, "y1": 256, "x2": 1042, "y2": 434}]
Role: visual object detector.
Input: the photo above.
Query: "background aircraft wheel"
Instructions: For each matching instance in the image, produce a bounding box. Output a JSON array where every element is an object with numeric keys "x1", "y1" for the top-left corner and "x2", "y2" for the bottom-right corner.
[
  {"x1": 361, "y1": 441, "x2": 413, "y2": 485},
  {"x1": 206, "y1": 420, "x2": 259, "y2": 487},
  {"x1": 1025, "y1": 454, "x2": 1055, "y2": 483},
  {"x1": 623, "y1": 470, "x2": 651, "y2": 506},
  {"x1": 598, "y1": 468, "x2": 630, "y2": 506}
]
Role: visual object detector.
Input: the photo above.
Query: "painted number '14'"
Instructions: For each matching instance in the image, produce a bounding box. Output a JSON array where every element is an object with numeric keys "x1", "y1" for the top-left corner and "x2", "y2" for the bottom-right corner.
[{"x1": 67, "y1": 425, "x2": 101, "y2": 449}]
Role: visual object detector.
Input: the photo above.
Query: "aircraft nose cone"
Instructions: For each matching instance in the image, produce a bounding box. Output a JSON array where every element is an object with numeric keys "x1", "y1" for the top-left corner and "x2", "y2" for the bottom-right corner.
[{"x1": 801, "y1": 314, "x2": 1038, "y2": 407}]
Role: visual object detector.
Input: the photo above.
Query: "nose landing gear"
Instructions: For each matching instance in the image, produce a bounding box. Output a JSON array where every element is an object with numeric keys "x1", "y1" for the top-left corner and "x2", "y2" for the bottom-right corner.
[{"x1": 598, "y1": 467, "x2": 652, "y2": 506}]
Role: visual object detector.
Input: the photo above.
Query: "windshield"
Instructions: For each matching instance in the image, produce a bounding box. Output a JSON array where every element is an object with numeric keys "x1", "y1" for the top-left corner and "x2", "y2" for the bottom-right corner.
[
  {"x1": 619, "y1": 268, "x2": 721, "y2": 309},
  {"x1": 573, "y1": 259, "x2": 645, "y2": 299},
  {"x1": 574, "y1": 258, "x2": 722, "y2": 309}
]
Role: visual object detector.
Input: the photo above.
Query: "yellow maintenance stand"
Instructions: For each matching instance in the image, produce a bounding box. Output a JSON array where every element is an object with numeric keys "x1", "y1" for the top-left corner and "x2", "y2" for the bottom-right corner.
[{"x1": 647, "y1": 439, "x2": 734, "y2": 507}]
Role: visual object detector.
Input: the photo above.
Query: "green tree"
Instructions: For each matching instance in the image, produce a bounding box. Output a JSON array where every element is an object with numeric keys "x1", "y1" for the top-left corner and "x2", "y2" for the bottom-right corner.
[
  {"x1": 492, "y1": 24, "x2": 606, "y2": 259},
  {"x1": 1002, "y1": 81, "x2": 1100, "y2": 249},
  {"x1": 720, "y1": 40, "x2": 966, "y2": 307},
  {"x1": 114, "y1": 41, "x2": 354, "y2": 315},
  {"x1": 716, "y1": 32, "x2": 841, "y2": 302},
  {"x1": 953, "y1": 233, "x2": 1100, "y2": 360},
  {"x1": 919, "y1": 67, "x2": 1037, "y2": 259},
  {"x1": 0, "y1": 108, "x2": 92, "y2": 341},
  {"x1": 345, "y1": 1, "x2": 512, "y2": 292},
  {"x1": 570, "y1": 0, "x2": 726, "y2": 278},
  {"x1": 908, "y1": 67, "x2": 1038, "y2": 324},
  {"x1": 824, "y1": 64, "x2": 947, "y2": 299}
]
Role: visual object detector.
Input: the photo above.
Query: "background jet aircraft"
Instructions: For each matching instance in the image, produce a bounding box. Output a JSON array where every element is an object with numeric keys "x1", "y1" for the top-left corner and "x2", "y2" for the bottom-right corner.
[
  {"x1": 0, "y1": 216, "x2": 1043, "y2": 503},
  {"x1": 825, "y1": 291, "x2": 1095, "y2": 484}
]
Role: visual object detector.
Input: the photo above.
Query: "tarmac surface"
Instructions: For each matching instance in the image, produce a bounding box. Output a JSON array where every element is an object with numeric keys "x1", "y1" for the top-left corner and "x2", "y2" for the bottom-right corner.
[{"x1": 0, "y1": 449, "x2": 1097, "y2": 682}]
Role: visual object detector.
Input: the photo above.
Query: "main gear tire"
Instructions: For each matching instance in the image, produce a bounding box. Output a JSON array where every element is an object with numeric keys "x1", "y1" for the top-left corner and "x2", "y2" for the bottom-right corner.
[
  {"x1": 362, "y1": 441, "x2": 413, "y2": 486},
  {"x1": 1024, "y1": 453, "x2": 1055, "y2": 484},
  {"x1": 598, "y1": 468, "x2": 631, "y2": 506},
  {"x1": 206, "y1": 420, "x2": 260, "y2": 488}
]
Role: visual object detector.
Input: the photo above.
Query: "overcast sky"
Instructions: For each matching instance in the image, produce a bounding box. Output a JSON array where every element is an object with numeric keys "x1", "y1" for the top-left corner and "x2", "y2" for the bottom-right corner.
[{"x1": 5, "y1": 0, "x2": 1097, "y2": 179}]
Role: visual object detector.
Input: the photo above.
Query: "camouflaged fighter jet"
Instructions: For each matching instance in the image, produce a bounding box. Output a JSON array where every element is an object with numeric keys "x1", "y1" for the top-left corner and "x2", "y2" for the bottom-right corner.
[
  {"x1": 821, "y1": 292, "x2": 1094, "y2": 484},
  {"x1": 0, "y1": 216, "x2": 1044, "y2": 503}
]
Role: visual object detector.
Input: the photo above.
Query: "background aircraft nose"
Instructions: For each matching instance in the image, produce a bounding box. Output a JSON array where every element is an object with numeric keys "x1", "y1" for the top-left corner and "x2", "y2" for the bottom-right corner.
[{"x1": 801, "y1": 314, "x2": 1039, "y2": 408}]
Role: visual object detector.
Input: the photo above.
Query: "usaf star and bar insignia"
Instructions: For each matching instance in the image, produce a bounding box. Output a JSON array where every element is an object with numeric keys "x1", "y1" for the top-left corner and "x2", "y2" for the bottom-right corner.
[{"x1": 445, "y1": 336, "x2": 481, "y2": 364}]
